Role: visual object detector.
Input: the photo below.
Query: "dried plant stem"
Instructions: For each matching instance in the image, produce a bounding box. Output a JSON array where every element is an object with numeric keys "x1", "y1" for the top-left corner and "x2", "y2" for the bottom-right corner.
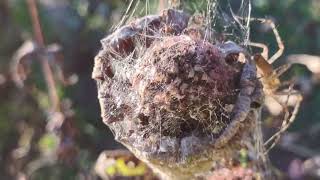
[
  {"x1": 158, "y1": 0, "x2": 166, "y2": 12},
  {"x1": 26, "y1": 0, "x2": 60, "y2": 111}
]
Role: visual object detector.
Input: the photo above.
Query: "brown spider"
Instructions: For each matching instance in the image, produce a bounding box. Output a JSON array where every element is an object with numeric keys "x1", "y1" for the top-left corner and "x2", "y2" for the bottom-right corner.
[
  {"x1": 247, "y1": 18, "x2": 303, "y2": 153},
  {"x1": 213, "y1": 18, "x2": 303, "y2": 152}
]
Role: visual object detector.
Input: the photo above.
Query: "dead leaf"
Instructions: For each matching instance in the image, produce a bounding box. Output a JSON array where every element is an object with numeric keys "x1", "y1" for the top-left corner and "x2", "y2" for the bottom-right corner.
[{"x1": 11, "y1": 40, "x2": 39, "y2": 87}]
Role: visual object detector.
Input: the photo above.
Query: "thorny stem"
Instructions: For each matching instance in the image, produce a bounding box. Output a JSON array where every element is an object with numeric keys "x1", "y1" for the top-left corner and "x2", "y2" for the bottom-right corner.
[{"x1": 26, "y1": 0, "x2": 60, "y2": 112}]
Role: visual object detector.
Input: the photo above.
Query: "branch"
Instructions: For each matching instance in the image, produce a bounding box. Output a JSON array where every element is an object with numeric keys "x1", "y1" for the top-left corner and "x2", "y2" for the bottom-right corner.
[{"x1": 26, "y1": 0, "x2": 60, "y2": 112}]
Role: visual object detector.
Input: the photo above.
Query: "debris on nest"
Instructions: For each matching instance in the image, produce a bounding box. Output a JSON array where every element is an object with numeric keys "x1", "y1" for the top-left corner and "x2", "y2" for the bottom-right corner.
[
  {"x1": 92, "y1": 8, "x2": 264, "y2": 179},
  {"x1": 132, "y1": 35, "x2": 241, "y2": 138}
]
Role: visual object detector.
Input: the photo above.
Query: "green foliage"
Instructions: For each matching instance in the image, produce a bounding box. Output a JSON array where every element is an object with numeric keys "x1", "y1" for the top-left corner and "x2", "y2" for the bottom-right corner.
[
  {"x1": 38, "y1": 133, "x2": 59, "y2": 153},
  {"x1": 239, "y1": 148, "x2": 248, "y2": 168},
  {"x1": 10, "y1": 0, "x2": 33, "y2": 34},
  {"x1": 105, "y1": 158, "x2": 147, "y2": 176}
]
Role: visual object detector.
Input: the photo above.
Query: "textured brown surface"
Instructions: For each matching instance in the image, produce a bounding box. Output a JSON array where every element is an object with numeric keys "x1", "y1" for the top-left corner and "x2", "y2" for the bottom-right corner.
[
  {"x1": 133, "y1": 35, "x2": 243, "y2": 138},
  {"x1": 92, "y1": 9, "x2": 265, "y2": 179}
]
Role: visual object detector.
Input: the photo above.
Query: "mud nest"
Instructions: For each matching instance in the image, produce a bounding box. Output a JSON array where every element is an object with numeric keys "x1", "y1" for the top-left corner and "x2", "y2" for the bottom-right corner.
[{"x1": 92, "y1": 9, "x2": 263, "y2": 172}]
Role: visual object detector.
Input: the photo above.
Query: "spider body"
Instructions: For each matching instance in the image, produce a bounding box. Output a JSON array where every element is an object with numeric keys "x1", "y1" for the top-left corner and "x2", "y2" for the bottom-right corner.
[
  {"x1": 254, "y1": 54, "x2": 281, "y2": 93},
  {"x1": 247, "y1": 18, "x2": 303, "y2": 153}
]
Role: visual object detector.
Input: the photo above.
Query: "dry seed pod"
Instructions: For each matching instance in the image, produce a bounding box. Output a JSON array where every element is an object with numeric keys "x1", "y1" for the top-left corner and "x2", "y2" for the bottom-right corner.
[{"x1": 92, "y1": 9, "x2": 266, "y2": 180}]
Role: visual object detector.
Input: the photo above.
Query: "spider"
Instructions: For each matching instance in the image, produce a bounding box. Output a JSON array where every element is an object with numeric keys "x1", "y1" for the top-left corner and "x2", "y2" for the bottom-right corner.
[
  {"x1": 247, "y1": 18, "x2": 303, "y2": 153},
  {"x1": 212, "y1": 18, "x2": 303, "y2": 152}
]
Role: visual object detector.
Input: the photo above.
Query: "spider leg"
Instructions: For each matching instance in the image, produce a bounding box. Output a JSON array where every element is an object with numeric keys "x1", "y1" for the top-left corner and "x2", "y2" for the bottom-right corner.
[
  {"x1": 247, "y1": 42, "x2": 269, "y2": 60},
  {"x1": 264, "y1": 96, "x2": 290, "y2": 153},
  {"x1": 267, "y1": 20, "x2": 285, "y2": 64},
  {"x1": 247, "y1": 17, "x2": 284, "y2": 64},
  {"x1": 256, "y1": 18, "x2": 284, "y2": 64},
  {"x1": 273, "y1": 63, "x2": 292, "y2": 78},
  {"x1": 264, "y1": 91, "x2": 302, "y2": 154}
]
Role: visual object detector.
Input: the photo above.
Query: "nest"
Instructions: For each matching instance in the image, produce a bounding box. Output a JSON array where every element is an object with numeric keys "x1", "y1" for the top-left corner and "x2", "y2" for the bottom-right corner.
[
  {"x1": 92, "y1": 8, "x2": 263, "y2": 178},
  {"x1": 133, "y1": 35, "x2": 242, "y2": 138}
]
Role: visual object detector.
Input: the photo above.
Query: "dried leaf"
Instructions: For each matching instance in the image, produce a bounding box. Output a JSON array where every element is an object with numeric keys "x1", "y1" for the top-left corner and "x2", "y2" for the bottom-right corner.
[{"x1": 11, "y1": 40, "x2": 39, "y2": 87}]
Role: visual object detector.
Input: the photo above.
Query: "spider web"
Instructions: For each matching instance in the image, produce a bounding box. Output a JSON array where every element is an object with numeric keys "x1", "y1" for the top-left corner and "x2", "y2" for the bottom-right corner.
[
  {"x1": 112, "y1": 0, "x2": 252, "y2": 45},
  {"x1": 108, "y1": 0, "x2": 269, "y2": 174},
  {"x1": 212, "y1": 0, "x2": 252, "y2": 45}
]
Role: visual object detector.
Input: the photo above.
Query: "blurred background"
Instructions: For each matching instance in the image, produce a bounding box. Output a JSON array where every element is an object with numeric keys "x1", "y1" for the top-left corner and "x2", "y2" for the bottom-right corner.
[{"x1": 0, "y1": 0, "x2": 320, "y2": 179}]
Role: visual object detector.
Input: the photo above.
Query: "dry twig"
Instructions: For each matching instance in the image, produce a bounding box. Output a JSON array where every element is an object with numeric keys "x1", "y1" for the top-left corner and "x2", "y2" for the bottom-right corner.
[{"x1": 26, "y1": 0, "x2": 60, "y2": 112}]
